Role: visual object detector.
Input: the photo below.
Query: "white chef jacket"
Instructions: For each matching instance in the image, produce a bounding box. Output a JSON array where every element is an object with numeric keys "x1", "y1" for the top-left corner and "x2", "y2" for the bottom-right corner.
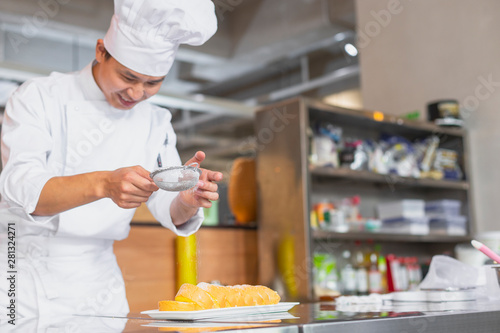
[{"x1": 0, "y1": 62, "x2": 204, "y2": 321}]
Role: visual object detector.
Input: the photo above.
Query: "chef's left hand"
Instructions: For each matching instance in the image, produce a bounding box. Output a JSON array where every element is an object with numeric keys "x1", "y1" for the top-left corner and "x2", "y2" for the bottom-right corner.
[{"x1": 179, "y1": 151, "x2": 223, "y2": 209}]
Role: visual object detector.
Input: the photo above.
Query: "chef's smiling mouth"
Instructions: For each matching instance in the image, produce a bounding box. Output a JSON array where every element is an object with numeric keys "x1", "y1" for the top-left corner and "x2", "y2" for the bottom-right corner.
[{"x1": 118, "y1": 94, "x2": 137, "y2": 108}]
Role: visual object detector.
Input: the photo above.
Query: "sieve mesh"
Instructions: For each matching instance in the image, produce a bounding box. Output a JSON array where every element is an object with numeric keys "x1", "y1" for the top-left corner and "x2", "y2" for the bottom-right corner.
[{"x1": 150, "y1": 163, "x2": 201, "y2": 192}]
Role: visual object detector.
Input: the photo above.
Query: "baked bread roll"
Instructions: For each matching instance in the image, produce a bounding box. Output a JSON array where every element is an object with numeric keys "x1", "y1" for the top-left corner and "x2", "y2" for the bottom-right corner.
[
  {"x1": 159, "y1": 283, "x2": 281, "y2": 311},
  {"x1": 175, "y1": 283, "x2": 219, "y2": 309},
  {"x1": 159, "y1": 300, "x2": 202, "y2": 311},
  {"x1": 197, "y1": 282, "x2": 281, "y2": 307}
]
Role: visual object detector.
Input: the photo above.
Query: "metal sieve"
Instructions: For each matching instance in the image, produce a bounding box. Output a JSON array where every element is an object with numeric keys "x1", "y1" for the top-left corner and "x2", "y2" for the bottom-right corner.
[{"x1": 150, "y1": 163, "x2": 202, "y2": 192}]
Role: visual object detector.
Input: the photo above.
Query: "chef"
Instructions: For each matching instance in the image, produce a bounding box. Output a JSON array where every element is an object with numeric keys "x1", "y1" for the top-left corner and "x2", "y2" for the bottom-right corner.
[{"x1": 0, "y1": 0, "x2": 221, "y2": 321}]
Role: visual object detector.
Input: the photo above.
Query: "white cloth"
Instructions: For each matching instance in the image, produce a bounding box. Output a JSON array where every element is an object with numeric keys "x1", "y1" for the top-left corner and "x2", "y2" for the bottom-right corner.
[
  {"x1": 104, "y1": 0, "x2": 217, "y2": 76},
  {"x1": 0, "y1": 62, "x2": 204, "y2": 318}
]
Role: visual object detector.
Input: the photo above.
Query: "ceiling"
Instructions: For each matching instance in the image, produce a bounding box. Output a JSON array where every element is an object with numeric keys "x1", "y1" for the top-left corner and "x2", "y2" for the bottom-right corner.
[{"x1": 0, "y1": 0, "x2": 359, "y2": 174}]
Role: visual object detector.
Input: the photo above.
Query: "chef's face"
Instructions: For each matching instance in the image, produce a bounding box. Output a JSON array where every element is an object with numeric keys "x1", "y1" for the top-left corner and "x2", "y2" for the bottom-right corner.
[{"x1": 93, "y1": 39, "x2": 165, "y2": 110}]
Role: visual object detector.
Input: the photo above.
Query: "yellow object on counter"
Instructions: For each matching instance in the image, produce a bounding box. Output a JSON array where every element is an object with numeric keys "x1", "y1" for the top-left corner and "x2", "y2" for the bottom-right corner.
[{"x1": 175, "y1": 234, "x2": 198, "y2": 291}]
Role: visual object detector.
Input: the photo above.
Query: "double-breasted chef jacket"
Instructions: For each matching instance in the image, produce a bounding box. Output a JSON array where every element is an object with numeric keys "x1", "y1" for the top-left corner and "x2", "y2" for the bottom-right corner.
[{"x1": 0, "y1": 61, "x2": 203, "y2": 320}]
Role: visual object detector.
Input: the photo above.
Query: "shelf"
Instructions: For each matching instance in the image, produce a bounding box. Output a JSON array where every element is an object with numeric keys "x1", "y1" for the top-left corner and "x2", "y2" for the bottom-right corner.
[
  {"x1": 312, "y1": 229, "x2": 471, "y2": 243},
  {"x1": 310, "y1": 166, "x2": 469, "y2": 190},
  {"x1": 305, "y1": 98, "x2": 466, "y2": 137}
]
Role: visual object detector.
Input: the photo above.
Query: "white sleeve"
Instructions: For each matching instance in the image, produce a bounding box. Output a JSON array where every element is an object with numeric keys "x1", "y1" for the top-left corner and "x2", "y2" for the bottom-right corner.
[
  {"x1": 0, "y1": 83, "x2": 57, "y2": 222},
  {"x1": 146, "y1": 120, "x2": 204, "y2": 236}
]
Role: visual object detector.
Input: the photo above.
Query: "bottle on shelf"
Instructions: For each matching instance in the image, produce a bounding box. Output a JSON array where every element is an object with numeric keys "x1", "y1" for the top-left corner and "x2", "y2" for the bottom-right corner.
[
  {"x1": 353, "y1": 240, "x2": 369, "y2": 295},
  {"x1": 386, "y1": 254, "x2": 401, "y2": 292},
  {"x1": 368, "y1": 251, "x2": 382, "y2": 294},
  {"x1": 399, "y1": 257, "x2": 410, "y2": 291},
  {"x1": 385, "y1": 254, "x2": 424, "y2": 292},
  {"x1": 376, "y1": 245, "x2": 388, "y2": 294},
  {"x1": 414, "y1": 257, "x2": 423, "y2": 284},
  {"x1": 407, "y1": 257, "x2": 422, "y2": 290},
  {"x1": 339, "y1": 248, "x2": 357, "y2": 295}
]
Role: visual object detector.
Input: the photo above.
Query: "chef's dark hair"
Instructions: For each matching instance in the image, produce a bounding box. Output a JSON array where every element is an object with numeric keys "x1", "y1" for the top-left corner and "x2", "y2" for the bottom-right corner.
[{"x1": 103, "y1": 48, "x2": 112, "y2": 61}]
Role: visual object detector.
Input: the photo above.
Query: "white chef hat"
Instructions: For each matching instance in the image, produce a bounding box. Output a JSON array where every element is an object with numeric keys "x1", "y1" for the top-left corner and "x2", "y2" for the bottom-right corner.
[{"x1": 103, "y1": 0, "x2": 217, "y2": 77}]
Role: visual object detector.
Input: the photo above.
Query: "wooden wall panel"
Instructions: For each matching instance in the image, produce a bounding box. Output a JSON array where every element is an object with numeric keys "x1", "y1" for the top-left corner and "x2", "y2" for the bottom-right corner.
[
  {"x1": 114, "y1": 225, "x2": 258, "y2": 313},
  {"x1": 114, "y1": 226, "x2": 176, "y2": 312},
  {"x1": 197, "y1": 229, "x2": 259, "y2": 286}
]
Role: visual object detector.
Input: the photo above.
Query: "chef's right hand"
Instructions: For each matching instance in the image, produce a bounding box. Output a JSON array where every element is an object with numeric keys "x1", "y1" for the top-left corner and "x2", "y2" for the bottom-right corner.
[{"x1": 104, "y1": 166, "x2": 159, "y2": 209}]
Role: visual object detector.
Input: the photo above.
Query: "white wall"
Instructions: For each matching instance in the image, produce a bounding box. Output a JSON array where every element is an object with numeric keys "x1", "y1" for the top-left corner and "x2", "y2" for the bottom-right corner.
[{"x1": 356, "y1": 0, "x2": 500, "y2": 233}]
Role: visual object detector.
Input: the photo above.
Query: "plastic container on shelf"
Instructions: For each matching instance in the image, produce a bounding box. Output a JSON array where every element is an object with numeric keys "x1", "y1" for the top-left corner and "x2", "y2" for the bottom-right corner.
[
  {"x1": 425, "y1": 199, "x2": 461, "y2": 216},
  {"x1": 380, "y1": 217, "x2": 430, "y2": 235},
  {"x1": 377, "y1": 200, "x2": 425, "y2": 220},
  {"x1": 429, "y1": 215, "x2": 467, "y2": 236}
]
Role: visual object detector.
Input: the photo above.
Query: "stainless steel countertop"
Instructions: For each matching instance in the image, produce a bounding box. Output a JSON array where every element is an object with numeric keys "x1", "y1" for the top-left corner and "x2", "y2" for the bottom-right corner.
[{"x1": 7, "y1": 300, "x2": 500, "y2": 332}]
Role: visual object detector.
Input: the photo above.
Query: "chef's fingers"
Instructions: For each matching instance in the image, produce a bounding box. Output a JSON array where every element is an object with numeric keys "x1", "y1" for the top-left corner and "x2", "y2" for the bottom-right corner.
[
  {"x1": 197, "y1": 168, "x2": 223, "y2": 184},
  {"x1": 107, "y1": 168, "x2": 157, "y2": 198},
  {"x1": 130, "y1": 165, "x2": 156, "y2": 181},
  {"x1": 134, "y1": 180, "x2": 159, "y2": 192},
  {"x1": 181, "y1": 192, "x2": 215, "y2": 209},
  {"x1": 117, "y1": 201, "x2": 142, "y2": 209},
  {"x1": 111, "y1": 179, "x2": 157, "y2": 195},
  {"x1": 196, "y1": 179, "x2": 218, "y2": 194},
  {"x1": 184, "y1": 151, "x2": 206, "y2": 166},
  {"x1": 113, "y1": 184, "x2": 154, "y2": 200},
  {"x1": 111, "y1": 197, "x2": 148, "y2": 209},
  {"x1": 203, "y1": 170, "x2": 223, "y2": 182},
  {"x1": 194, "y1": 187, "x2": 219, "y2": 202},
  {"x1": 184, "y1": 152, "x2": 223, "y2": 183},
  {"x1": 125, "y1": 166, "x2": 158, "y2": 191},
  {"x1": 112, "y1": 191, "x2": 154, "y2": 209},
  {"x1": 197, "y1": 200, "x2": 213, "y2": 209},
  {"x1": 129, "y1": 186, "x2": 157, "y2": 198}
]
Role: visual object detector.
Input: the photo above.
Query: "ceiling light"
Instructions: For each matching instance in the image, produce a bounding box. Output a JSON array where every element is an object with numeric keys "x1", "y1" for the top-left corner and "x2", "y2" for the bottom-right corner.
[
  {"x1": 344, "y1": 43, "x2": 358, "y2": 57},
  {"x1": 193, "y1": 94, "x2": 205, "y2": 102}
]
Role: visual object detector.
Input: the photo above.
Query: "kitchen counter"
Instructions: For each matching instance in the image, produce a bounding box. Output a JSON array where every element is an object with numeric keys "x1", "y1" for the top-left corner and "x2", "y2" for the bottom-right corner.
[{"x1": 7, "y1": 300, "x2": 500, "y2": 332}]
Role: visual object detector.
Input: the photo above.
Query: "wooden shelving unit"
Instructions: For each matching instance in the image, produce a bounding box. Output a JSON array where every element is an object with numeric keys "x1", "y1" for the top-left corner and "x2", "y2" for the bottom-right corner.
[{"x1": 255, "y1": 97, "x2": 474, "y2": 301}]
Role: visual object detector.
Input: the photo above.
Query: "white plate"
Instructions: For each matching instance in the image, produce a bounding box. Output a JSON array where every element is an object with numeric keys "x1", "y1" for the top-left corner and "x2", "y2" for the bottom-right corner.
[
  {"x1": 142, "y1": 312, "x2": 298, "y2": 328},
  {"x1": 141, "y1": 302, "x2": 300, "y2": 320}
]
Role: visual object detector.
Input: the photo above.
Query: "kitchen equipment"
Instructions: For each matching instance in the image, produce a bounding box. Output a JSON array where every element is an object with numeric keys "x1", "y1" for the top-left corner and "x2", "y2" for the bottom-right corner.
[
  {"x1": 150, "y1": 163, "x2": 201, "y2": 191},
  {"x1": 482, "y1": 265, "x2": 500, "y2": 301},
  {"x1": 427, "y1": 99, "x2": 464, "y2": 127}
]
